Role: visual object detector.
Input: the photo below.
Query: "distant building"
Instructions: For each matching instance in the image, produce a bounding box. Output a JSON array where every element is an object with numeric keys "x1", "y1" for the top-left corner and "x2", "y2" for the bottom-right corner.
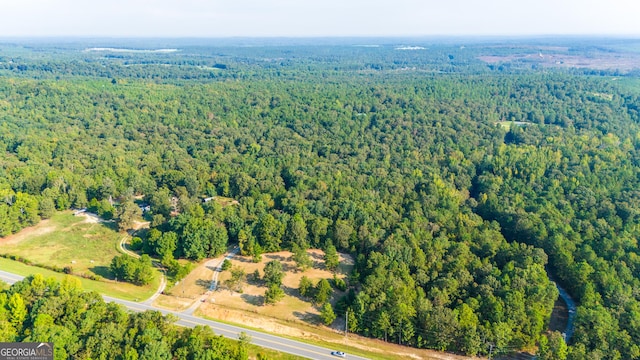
[{"x1": 203, "y1": 197, "x2": 215, "y2": 203}]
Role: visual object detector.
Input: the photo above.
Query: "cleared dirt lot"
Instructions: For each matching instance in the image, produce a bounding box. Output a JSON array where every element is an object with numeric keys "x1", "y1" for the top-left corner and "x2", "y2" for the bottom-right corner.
[{"x1": 201, "y1": 250, "x2": 351, "y2": 323}]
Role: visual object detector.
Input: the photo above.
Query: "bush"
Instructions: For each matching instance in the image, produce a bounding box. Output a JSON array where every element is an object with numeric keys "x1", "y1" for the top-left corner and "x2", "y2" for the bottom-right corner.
[
  {"x1": 320, "y1": 302, "x2": 336, "y2": 325},
  {"x1": 315, "y1": 279, "x2": 333, "y2": 305},
  {"x1": 251, "y1": 269, "x2": 261, "y2": 283},
  {"x1": 333, "y1": 274, "x2": 347, "y2": 291},
  {"x1": 130, "y1": 237, "x2": 143, "y2": 251},
  {"x1": 225, "y1": 266, "x2": 246, "y2": 293},
  {"x1": 221, "y1": 259, "x2": 232, "y2": 271},
  {"x1": 263, "y1": 260, "x2": 284, "y2": 287},
  {"x1": 299, "y1": 276, "x2": 314, "y2": 298},
  {"x1": 264, "y1": 284, "x2": 285, "y2": 305}
]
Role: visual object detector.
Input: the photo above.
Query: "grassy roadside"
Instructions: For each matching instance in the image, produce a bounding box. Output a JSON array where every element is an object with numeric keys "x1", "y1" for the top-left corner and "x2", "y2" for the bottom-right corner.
[
  {"x1": 0, "y1": 257, "x2": 159, "y2": 301},
  {"x1": 197, "y1": 312, "x2": 411, "y2": 360},
  {"x1": 246, "y1": 344, "x2": 306, "y2": 360}
]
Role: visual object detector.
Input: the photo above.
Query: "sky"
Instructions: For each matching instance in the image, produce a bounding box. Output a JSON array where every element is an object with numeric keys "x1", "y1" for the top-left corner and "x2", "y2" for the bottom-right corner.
[{"x1": 0, "y1": 0, "x2": 639, "y2": 38}]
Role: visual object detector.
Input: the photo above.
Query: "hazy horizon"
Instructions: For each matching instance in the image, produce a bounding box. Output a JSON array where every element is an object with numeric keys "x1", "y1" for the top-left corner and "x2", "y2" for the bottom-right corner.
[{"x1": 1, "y1": 0, "x2": 639, "y2": 38}]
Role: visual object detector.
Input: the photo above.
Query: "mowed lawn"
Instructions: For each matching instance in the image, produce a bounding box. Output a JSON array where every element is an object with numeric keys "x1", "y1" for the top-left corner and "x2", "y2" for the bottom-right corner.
[{"x1": 0, "y1": 211, "x2": 121, "y2": 279}]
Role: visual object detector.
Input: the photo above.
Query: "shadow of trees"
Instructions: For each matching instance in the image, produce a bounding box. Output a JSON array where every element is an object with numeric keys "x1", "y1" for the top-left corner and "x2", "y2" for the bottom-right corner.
[
  {"x1": 90, "y1": 266, "x2": 112, "y2": 279},
  {"x1": 293, "y1": 311, "x2": 320, "y2": 325},
  {"x1": 233, "y1": 256, "x2": 255, "y2": 263},
  {"x1": 241, "y1": 293, "x2": 264, "y2": 306},
  {"x1": 264, "y1": 254, "x2": 289, "y2": 262},
  {"x1": 195, "y1": 278, "x2": 212, "y2": 290}
]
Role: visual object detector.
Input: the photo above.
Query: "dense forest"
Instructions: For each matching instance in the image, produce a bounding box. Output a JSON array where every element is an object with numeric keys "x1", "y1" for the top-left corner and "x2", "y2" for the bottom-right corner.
[
  {"x1": 1, "y1": 38, "x2": 640, "y2": 358},
  {"x1": 0, "y1": 275, "x2": 251, "y2": 359}
]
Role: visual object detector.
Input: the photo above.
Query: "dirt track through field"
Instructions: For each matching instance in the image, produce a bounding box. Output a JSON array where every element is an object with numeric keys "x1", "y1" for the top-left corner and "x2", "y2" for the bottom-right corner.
[{"x1": 0, "y1": 220, "x2": 54, "y2": 245}]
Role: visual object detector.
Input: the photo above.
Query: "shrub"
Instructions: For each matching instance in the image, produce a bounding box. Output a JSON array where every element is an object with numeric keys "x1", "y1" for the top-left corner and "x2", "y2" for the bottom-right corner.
[
  {"x1": 130, "y1": 237, "x2": 143, "y2": 251},
  {"x1": 264, "y1": 284, "x2": 284, "y2": 305},
  {"x1": 221, "y1": 259, "x2": 232, "y2": 271},
  {"x1": 320, "y1": 302, "x2": 336, "y2": 325},
  {"x1": 333, "y1": 274, "x2": 347, "y2": 291}
]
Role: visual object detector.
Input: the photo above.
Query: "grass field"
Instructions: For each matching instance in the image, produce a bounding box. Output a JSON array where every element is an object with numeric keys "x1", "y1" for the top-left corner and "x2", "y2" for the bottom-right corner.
[
  {"x1": 0, "y1": 257, "x2": 159, "y2": 301},
  {"x1": 0, "y1": 211, "x2": 160, "y2": 301},
  {"x1": 204, "y1": 196, "x2": 240, "y2": 207},
  {"x1": 0, "y1": 212, "x2": 121, "y2": 279},
  {"x1": 246, "y1": 343, "x2": 305, "y2": 360}
]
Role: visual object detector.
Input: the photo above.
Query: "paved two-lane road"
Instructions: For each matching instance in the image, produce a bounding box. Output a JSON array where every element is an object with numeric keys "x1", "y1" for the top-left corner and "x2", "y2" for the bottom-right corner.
[
  {"x1": 0, "y1": 269, "x2": 368, "y2": 360},
  {"x1": 0, "y1": 270, "x2": 23, "y2": 285}
]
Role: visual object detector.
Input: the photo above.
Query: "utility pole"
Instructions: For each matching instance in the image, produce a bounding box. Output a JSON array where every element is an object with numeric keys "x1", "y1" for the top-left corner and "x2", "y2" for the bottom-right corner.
[{"x1": 345, "y1": 308, "x2": 348, "y2": 338}]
